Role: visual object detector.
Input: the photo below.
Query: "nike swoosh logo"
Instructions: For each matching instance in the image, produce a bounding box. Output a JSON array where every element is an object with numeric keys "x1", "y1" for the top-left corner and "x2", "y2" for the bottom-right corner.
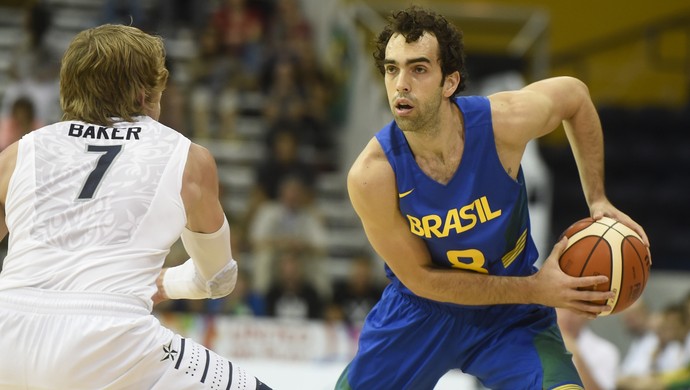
[{"x1": 398, "y1": 189, "x2": 415, "y2": 198}]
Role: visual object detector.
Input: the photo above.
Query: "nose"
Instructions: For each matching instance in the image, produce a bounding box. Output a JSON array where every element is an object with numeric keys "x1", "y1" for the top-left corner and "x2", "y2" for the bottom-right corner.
[{"x1": 395, "y1": 70, "x2": 410, "y2": 93}]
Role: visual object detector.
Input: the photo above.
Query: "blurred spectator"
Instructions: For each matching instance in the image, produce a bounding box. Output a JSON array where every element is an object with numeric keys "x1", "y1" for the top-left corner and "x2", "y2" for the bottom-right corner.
[
  {"x1": 323, "y1": 301, "x2": 346, "y2": 325},
  {"x1": 331, "y1": 252, "x2": 384, "y2": 328},
  {"x1": 302, "y1": 80, "x2": 337, "y2": 171},
  {"x1": 618, "y1": 303, "x2": 689, "y2": 389},
  {"x1": 238, "y1": 129, "x2": 317, "y2": 252},
  {"x1": 249, "y1": 174, "x2": 327, "y2": 295},
  {"x1": 259, "y1": 51, "x2": 339, "y2": 171},
  {"x1": 1, "y1": 3, "x2": 60, "y2": 125},
  {"x1": 187, "y1": 12, "x2": 249, "y2": 140},
  {"x1": 264, "y1": 0, "x2": 312, "y2": 53},
  {"x1": 256, "y1": 0, "x2": 341, "y2": 170},
  {"x1": 8, "y1": 1, "x2": 55, "y2": 82},
  {"x1": 683, "y1": 291, "x2": 690, "y2": 363},
  {"x1": 619, "y1": 299, "x2": 660, "y2": 377},
  {"x1": 659, "y1": 368, "x2": 690, "y2": 390},
  {"x1": 154, "y1": 0, "x2": 210, "y2": 38},
  {"x1": 291, "y1": 39, "x2": 339, "y2": 170},
  {"x1": 211, "y1": 0, "x2": 265, "y2": 88},
  {"x1": 0, "y1": 97, "x2": 40, "y2": 150},
  {"x1": 265, "y1": 250, "x2": 323, "y2": 320},
  {"x1": 101, "y1": 0, "x2": 148, "y2": 30},
  {"x1": 651, "y1": 304, "x2": 688, "y2": 373},
  {"x1": 556, "y1": 308, "x2": 620, "y2": 390},
  {"x1": 261, "y1": 56, "x2": 307, "y2": 126},
  {"x1": 158, "y1": 62, "x2": 188, "y2": 133},
  {"x1": 188, "y1": 24, "x2": 231, "y2": 139},
  {"x1": 322, "y1": 301, "x2": 354, "y2": 362},
  {"x1": 255, "y1": 129, "x2": 317, "y2": 201}
]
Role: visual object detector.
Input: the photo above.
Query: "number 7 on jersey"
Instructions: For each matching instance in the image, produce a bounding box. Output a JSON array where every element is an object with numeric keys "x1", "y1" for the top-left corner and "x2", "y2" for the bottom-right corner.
[{"x1": 78, "y1": 144, "x2": 123, "y2": 200}]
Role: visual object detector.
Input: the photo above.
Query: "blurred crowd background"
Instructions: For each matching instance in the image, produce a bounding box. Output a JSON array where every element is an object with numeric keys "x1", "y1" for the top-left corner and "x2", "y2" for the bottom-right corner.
[{"x1": 0, "y1": 0, "x2": 688, "y2": 387}]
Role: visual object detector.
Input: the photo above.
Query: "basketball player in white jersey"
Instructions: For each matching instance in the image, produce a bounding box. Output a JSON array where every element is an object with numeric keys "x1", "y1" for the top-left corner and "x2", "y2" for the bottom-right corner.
[{"x1": 0, "y1": 24, "x2": 272, "y2": 390}]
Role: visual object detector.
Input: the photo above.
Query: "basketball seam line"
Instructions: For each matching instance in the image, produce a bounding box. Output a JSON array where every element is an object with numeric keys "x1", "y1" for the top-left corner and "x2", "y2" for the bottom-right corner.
[
  {"x1": 577, "y1": 220, "x2": 617, "y2": 279},
  {"x1": 623, "y1": 235, "x2": 649, "y2": 282},
  {"x1": 578, "y1": 221, "x2": 616, "y2": 301}
]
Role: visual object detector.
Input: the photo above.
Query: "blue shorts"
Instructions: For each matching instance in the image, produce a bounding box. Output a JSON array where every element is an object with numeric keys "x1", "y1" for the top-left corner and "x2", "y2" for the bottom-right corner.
[{"x1": 335, "y1": 284, "x2": 582, "y2": 390}]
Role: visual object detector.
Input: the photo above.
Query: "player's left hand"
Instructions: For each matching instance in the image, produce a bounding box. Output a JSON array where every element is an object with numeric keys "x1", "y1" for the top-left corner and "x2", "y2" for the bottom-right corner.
[{"x1": 589, "y1": 199, "x2": 650, "y2": 247}]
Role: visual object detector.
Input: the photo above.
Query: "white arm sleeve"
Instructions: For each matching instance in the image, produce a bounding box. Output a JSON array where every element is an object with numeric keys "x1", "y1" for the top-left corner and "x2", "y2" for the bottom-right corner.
[
  {"x1": 180, "y1": 216, "x2": 233, "y2": 281},
  {"x1": 162, "y1": 216, "x2": 238, "y2": 299}
]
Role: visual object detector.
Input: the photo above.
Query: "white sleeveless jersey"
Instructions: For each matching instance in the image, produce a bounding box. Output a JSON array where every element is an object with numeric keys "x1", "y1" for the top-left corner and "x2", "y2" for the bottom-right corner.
[{"x1": 0, "y1": 116, "x2": 190, "y2": 306}]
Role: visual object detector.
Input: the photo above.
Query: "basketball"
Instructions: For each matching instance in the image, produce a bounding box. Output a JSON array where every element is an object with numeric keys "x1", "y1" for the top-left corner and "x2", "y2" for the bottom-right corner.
[{"x1": 558, "y1": 216, "x2": 651, "y2": 316}]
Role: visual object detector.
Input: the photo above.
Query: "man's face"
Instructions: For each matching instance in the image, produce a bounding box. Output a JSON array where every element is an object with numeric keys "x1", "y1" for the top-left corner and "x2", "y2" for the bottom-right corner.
[{"x1": 383, "y1": 32, "x2": 445, "y2": 133}]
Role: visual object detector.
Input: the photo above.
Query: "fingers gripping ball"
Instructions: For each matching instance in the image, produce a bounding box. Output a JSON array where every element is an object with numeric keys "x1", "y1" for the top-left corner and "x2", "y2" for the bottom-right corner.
[{"x1": 559, "y1": 217, "x2": 651, "y2": 316}]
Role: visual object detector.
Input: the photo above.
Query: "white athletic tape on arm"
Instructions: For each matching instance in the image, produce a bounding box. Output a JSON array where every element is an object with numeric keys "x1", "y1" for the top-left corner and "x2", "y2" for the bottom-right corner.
[
  {"x1": 162, "y1": 259, "x2": 208, "y2": 299},
  {"x1": 181, "y1": 216, "x2": 233, "y2": 281},
  {"x1": 204, "y1": 258, "x2": 238, "y2": 299},
  {"x1": 162, "y1": 258, "x2": 238, "y2": 300},
  {"x1": 163, "y1": 216, "x2": 239, "y2": 299}
]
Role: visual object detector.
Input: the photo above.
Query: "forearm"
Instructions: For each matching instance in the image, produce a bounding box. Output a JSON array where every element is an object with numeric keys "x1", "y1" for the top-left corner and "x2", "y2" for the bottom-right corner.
[
  {"x1": 406, "y1": 267, "x2": 538, "y2": 306},
  {"x1": 562, "y1": 86, "x2": 607, "y2": 206},
  {"x1": 181, "y1": 216, "x2": 233, "y2": 280}
]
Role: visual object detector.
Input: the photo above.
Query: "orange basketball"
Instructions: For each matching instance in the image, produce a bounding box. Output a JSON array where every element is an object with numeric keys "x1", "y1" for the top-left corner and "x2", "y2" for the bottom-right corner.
[{"x1": 558, "y1": 216, "x2": 651, "y2": 316}]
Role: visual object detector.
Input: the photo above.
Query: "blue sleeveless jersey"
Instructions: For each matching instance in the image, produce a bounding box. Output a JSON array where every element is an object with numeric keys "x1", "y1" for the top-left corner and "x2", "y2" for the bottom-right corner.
[{"x1": 375, "y1": 96, "x2": 540, "y2": 303}]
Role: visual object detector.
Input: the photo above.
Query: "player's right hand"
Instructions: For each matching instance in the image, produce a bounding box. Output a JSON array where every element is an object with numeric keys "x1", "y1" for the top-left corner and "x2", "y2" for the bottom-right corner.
[{"x1": 531, "y1": 237, "x2": 615, "y2": 318}]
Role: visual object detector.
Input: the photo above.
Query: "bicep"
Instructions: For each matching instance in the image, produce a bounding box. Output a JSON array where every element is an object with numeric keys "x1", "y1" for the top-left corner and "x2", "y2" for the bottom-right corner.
[{"x1": 492, "y1": 76, "x2": 590, "y2": 142}]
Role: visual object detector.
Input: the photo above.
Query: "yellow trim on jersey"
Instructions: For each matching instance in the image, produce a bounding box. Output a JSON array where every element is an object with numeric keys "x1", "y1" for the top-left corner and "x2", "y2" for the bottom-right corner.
[
  {"x1": 501, "y1": 229, "x2": 527, "y2": 268},
  {"x1": 551, "y1": 385, "x2": 584, "y2": 390}
]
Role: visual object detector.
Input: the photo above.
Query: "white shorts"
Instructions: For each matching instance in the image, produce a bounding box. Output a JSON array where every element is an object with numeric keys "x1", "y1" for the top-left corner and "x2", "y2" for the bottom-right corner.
[{"x1": 0, "y1": 288, "x2": 272, "y2": 390}]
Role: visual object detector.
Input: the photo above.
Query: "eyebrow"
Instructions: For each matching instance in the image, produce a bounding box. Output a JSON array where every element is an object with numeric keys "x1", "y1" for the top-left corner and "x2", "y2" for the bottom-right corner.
[{"x1": 383, "y1": 57, "x2": 432, "y2": 66}]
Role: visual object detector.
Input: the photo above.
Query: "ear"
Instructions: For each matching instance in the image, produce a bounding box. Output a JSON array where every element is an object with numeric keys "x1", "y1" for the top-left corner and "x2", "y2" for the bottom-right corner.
[{"x1": 443, "y1": 71, "x2": 460, "y2": 98}]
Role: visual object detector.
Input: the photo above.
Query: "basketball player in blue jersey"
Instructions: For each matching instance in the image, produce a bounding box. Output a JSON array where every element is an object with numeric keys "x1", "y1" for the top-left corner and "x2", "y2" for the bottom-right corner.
[
  {"x1": 335, "y1": 6, "x2": 649, "y2": 390},
  {"x1": 0, "y1": 25, "x2": 271, "y2": 389}
]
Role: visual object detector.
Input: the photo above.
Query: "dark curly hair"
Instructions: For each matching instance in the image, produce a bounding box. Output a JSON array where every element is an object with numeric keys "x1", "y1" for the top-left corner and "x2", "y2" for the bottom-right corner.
[{"x1": 373, "y1": 6, "x2": 467, "y2": 96}]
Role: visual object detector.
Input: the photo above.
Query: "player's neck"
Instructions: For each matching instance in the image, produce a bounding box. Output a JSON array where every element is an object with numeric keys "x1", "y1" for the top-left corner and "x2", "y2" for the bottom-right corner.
[
  {"x1": 406, "y1": 100, "x2": 464, "y2": 164},
  {"x1": 405, "y1": 102, "x2": 464, "y2": 185}
]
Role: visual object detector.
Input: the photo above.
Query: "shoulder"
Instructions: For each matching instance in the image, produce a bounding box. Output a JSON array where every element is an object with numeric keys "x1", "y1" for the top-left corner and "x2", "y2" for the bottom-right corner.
[
  {"x1": 488, "y1": 76, "x2": 589, "y2": 130},
  {"x1": 488, "y1": 89, "x2": 548, "y2": 123},
  {"x1": 185, "y1": 143, "x2": 217, "y2": 176},
  {"x1": 487, "y1": 84, "x2": 559, "y2": 148},
  {"x1": 182, "y1": 143, "x2": 219, "y2": 199},
  {"x1": 347, "y1": 137, "x2": 399, "y2": 222},
  {"x1": 347, "y1": 137, "x2": 393, "y2": 196}
]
